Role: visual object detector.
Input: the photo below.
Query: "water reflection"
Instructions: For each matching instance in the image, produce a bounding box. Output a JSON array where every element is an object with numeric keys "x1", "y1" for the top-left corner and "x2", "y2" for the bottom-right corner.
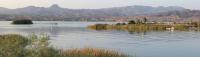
[
  {"x1": 128, "y1": 30, "x2": 147, "y2": 35},
  {"x1": 49, "y1": 23, "x2": 59, "y2": 36}
]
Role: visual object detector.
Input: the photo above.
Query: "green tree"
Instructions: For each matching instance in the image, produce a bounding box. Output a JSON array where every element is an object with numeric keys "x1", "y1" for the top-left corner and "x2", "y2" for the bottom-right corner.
[
  {"x1": 143, "y1": 17, "x2": 148, "y2": 24},
  {"x1": 128, "y1": 20, "x2": 136, "y2": 24}
]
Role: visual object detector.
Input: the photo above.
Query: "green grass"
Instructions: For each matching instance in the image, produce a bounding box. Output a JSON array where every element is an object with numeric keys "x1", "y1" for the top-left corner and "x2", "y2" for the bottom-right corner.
[{"x1": 0, "y1": 34, "x2": 130, "y2": 57}]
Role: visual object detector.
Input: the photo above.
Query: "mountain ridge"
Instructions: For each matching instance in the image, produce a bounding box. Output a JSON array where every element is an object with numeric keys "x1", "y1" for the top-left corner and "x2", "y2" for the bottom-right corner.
[{"x1": 0, "y1": 4, "x2": 199, "y2": 21}]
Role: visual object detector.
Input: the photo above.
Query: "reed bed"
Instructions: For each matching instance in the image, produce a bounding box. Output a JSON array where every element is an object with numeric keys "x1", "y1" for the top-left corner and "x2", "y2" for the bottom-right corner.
[
  {"x1": 88, "y1": 23, "x2": 190, "y2": 32},
  {"x1": 63, "y1": 48, "x2": 130, "y2": 57}
]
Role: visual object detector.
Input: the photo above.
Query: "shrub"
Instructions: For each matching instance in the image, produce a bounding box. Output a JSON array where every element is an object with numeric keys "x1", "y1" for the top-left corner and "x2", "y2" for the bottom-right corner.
[
  {"x1": 116, "y1": 23, "x2": 127, "y2": 26},
  {"x1": 128, "y1": 20, "x2": 136, "y2": 24},
  {"x1": 0, "y1": 34, "x2": 28, "y2": 57}
]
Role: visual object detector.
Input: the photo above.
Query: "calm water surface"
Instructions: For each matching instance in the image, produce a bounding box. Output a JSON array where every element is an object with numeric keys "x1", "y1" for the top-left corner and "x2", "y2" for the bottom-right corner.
[{"x1": 0, "y1": 21, "x2": 200, "y2": 57}]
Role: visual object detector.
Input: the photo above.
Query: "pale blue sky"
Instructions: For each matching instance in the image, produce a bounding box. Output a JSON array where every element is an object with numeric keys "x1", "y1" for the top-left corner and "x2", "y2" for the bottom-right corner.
[{"x1": 0, "y1": 0, "x2": 199, "y2": 9}]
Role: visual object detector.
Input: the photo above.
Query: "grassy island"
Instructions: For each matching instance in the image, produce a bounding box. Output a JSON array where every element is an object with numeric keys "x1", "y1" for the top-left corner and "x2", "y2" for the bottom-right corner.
[
  {"x1": 12, "y1": 19, "x2": 33, "y2": 24},
  {"x1": 0, "y1": 34, "x2": 130, "y2": 57},
  {"x1": 88, "y1": 19, "x2": 200, "y2": 32},
  {"x1": 88, "y1": 23, "x2": 190, "y2": 32}
]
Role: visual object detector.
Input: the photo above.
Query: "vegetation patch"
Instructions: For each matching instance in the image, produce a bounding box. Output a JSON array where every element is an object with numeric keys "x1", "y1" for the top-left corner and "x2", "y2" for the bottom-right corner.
[
  {"x1": 63, "y1": 48, "x2": 129, "y2": 57},
  {"x1": 12, "y1": 19, "x2": 33, "y2": 24},
  {"x1": 88, "y1": 18, "x2": 200, "y2": 32},
  {"x1": 0, "y1": 34, "x2": 130, "y2": 57}
]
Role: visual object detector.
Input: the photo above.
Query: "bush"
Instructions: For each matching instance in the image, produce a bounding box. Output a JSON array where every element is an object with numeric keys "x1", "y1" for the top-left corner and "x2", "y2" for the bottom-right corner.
[
  {"x1": 12, "y1": 19, "x2": 33, "y2": 24},
  {"x1": 0, "y1": 34, "x2": 28, "y2": 57},
  {"x1": 128, "y1": 20, "x2": 136, "y2": 24},
  {"x1": 116, "y1": 23, "x2": 127, "y2": 26}
]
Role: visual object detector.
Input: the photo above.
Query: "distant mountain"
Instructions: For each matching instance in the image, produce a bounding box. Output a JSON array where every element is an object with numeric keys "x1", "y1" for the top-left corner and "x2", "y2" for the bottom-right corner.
[
  {"x1": 0, "y1": 4, "x2": 197, "y2": 21},
  {"x1": 150, "y1": 9, "x2": 200, "y2": 17}
]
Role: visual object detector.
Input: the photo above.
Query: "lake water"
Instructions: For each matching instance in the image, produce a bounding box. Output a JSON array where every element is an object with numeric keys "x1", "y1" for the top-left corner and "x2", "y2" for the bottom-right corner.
[{"x1": 0, "y1": 21, "x2": 200, "y2": 57}]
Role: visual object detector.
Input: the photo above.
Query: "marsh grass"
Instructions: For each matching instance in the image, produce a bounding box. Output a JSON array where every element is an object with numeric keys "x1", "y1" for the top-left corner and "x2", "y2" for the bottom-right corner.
[
  {"x1": 88, "y1": 23, "x2": 190, "y2": 32},
  {"x1": 0, "y1": 34, "x2": 130, "y2": 57},
  {"x1": 63, "y1": 48, "x2": 130, "y2": 57}
]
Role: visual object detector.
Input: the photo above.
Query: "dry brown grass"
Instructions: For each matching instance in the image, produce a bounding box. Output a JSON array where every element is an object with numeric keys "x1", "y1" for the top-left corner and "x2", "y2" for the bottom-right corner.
[{"x1": 63, "y1": 48, "x2": 130, "y2": 57}]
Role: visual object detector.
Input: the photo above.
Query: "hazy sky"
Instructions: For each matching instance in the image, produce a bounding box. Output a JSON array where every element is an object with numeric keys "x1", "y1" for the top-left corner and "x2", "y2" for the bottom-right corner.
[{"x1": 0, "y1": 0, "x2": 199, "y2": 9}]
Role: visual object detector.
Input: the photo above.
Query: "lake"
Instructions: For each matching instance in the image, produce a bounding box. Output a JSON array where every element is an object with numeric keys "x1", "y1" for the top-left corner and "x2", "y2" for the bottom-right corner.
[{"x1": 0, "y1": 21, "x2": 200, "y2": 57}]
